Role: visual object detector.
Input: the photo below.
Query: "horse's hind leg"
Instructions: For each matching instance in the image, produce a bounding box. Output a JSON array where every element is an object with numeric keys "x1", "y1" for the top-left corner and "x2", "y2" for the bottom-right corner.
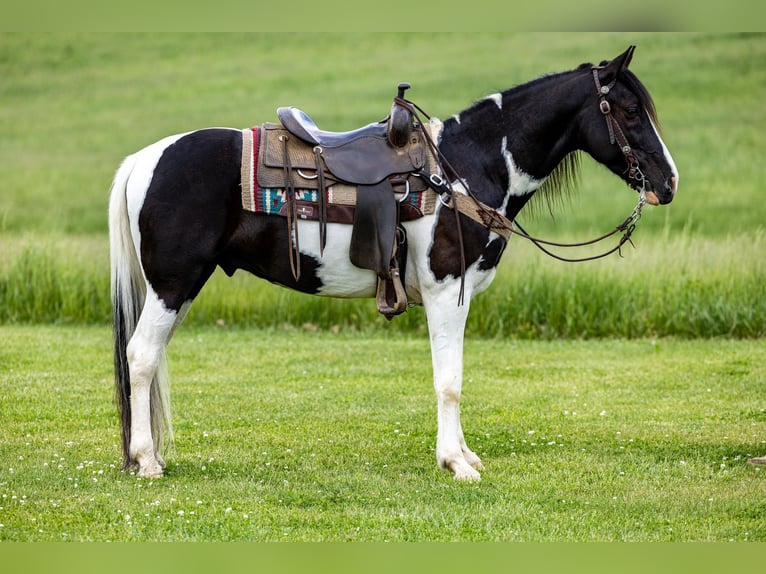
[{"x1": 126, "y1": 287, "x2": 178, "y2": 478}]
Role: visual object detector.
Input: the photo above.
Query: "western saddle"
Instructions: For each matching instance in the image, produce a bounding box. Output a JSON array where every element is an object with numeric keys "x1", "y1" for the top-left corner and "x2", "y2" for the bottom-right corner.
[{"x1": 261, "y1": 83, "x2": 439, "y2": 319}]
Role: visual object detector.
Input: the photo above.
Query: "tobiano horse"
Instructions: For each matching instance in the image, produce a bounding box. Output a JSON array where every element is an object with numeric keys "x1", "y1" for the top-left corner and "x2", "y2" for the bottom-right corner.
[{"x1": 109, "y1": 46, "x2": 678, "y2": 481}]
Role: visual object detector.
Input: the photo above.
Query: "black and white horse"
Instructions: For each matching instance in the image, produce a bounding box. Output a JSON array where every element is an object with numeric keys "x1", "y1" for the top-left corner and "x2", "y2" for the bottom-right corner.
[{"x1": 110, "y1": 46, "x2": 678, "y2": 481}]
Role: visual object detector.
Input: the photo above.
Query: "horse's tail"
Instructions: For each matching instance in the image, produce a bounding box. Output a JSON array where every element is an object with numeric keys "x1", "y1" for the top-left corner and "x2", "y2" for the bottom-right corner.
[
  {"x1": 108, "y1": 152, "x2": 173, "y2": 469},
  {"x1": 109, "y1": 153, "x2": 144, "y2": 468}
]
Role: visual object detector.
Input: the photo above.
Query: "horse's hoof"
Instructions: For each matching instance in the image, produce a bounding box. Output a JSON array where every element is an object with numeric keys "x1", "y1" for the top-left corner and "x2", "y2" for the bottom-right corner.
[
  {"x1": 138, "y1": 461, "x2": 164, "y2": 479},
  {"x1": 139, "y1": 469, "x2": 164, "y2": 479},
  {"x1": 747, "y1": 456, "x2": 766, "y2": 465},
  {"x1": 462, "y1": 450, "x2": 484, "y2": 471},
  {"x1": 452, "y1": 461, "x2": 482, "y2": 482}
]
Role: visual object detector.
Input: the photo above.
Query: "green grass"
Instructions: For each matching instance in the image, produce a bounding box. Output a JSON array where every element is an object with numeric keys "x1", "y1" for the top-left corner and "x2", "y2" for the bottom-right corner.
[
  {"x1": 1, "y1": 325, "x2": 764, "y2": 541},
  {"x1": 2, "y1": 232, "x2": 764, "y2": 337},
  {"x1": 1, "y1": 32, "x2": 764, "y2": 237}
]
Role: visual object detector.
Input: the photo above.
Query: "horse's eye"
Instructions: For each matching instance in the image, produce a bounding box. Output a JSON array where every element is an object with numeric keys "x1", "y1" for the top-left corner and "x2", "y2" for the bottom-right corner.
[{"x1": 625, "y1": 106, "x2": 640, "y2": 118}]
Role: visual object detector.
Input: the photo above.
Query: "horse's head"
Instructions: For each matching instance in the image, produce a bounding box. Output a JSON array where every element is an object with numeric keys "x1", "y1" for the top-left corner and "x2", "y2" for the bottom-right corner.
[{"x1": 579, "y1": 46, "x2": 678, "y2": 205}]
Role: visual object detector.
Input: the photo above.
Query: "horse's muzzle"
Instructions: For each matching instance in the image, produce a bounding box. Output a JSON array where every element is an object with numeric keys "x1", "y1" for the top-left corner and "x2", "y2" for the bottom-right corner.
[
  {"x1": 646, "y1": 175, "x2": 677, "y2": 206},
  {"x1": 644, "y1": 191, "x2": 660, "y2": 205}
]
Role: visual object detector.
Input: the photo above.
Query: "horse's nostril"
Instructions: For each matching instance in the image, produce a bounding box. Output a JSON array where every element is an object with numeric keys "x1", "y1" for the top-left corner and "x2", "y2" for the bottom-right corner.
[{"x1": 670, "y1": 175, "x2": 678, "y2": 195}]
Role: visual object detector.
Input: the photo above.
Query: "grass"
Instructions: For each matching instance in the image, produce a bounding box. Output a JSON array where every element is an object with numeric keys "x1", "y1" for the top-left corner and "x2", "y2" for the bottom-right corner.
[
  {"x1": 2, "y1": 232, "x2": 764, "y2": 338},
  {"x1": 1, "y1": 325, "x2": 765, "y2": 541},
  {"x1": 0, "y1": 32, "x2": 764, "y2": 237}
]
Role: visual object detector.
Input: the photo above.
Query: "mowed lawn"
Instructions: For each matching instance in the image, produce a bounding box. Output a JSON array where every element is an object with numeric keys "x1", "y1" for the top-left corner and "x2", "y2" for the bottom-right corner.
[{"x1": 1, "y1": 325, "x2": 764, "y2": 541}]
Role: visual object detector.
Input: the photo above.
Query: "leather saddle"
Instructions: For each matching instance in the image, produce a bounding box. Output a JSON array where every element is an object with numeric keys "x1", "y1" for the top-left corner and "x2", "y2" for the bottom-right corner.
[{"x1": 262, "y1": 84, "x2": 432, "y2": 319}]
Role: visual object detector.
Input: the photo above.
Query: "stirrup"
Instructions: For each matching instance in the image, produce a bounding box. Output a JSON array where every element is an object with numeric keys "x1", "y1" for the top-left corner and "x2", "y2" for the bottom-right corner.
[{"x1": 376, "y1": 268, "x2": 408, "y2": 320}]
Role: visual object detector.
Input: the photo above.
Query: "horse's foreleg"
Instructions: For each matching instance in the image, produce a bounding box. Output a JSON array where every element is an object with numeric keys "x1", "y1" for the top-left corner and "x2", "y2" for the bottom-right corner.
[
  {"x1": 126, "y1": 289, "x2": 177, "y2": 478},
  {"x1": 424, "y1": 292, "x2": 482, "y2": 482}
]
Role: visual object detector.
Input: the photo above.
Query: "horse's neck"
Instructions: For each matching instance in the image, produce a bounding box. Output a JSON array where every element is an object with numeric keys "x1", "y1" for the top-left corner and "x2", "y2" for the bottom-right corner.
[{"x1": 441, "y1": 70, "x2": 586, "y2": 219}]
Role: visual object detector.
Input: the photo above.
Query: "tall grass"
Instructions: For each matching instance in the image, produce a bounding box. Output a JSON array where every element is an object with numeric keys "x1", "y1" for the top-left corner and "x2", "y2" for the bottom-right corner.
[
  {"x1": 2, "y1": 232, "x2": 763, "y2": 338},
  {"x1": 470, "y1": 231, "x2": 766, "y2": 338},
  {"x1": 0, "y1": 238, "x2": 109, "y2": 324}
]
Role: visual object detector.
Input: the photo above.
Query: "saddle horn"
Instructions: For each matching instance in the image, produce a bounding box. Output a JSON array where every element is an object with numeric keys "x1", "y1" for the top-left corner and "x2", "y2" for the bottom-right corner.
[{"x1": 387, "y1": 82, "x2": 413, "y2": 148}]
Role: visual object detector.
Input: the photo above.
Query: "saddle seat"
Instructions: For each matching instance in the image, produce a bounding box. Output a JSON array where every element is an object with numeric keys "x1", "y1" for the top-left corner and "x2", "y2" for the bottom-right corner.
[
  {"x1": 276, "y1": 105, "x2": 426, "y2": 187},
  {"x1": 277, "y1": 106, "x2": 388, "y2": 148}
]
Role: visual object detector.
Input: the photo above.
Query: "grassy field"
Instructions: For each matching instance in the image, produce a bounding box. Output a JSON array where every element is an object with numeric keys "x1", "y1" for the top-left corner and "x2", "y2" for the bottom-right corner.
[
  {"x1": 2, "y1": 232, "x2": 765, "y2": 337},
  {"x1": 1, "y1": 325, "x2": 764, "y2": 541},
  {"x1": 1, "y1": 32, "x2": 764, "y2": 237}
]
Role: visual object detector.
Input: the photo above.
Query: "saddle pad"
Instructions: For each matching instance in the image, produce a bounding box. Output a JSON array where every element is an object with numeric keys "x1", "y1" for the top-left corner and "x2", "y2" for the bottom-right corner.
[{"x1": 240, "y1": 127, "x2": 437, "y2": 219}]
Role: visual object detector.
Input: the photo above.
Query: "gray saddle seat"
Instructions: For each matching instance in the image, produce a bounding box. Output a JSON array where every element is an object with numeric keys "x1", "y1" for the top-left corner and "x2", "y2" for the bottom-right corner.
[
  {"x1": 276, "y1": 105, "x2": 426, "y2": 186},
  {"x1": 277, "y1": 106, "x2": 389, "y2": 148}
]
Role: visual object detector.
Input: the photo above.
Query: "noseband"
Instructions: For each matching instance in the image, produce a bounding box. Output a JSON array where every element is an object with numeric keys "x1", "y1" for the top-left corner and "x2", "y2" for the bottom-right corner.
[{"x1": 592, "y1": 67, "x2": 647, "y2": 196}]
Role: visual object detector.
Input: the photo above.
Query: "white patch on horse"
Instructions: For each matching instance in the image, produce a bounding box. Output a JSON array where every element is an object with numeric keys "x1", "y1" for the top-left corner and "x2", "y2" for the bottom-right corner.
[
  {"x1": 298, "y1": 221, "x2": 378, "y2": 298},
  {"x1": 500, "y1": 136, "x2": 542, "y2": 210},
  {"x1": 126, "y1": 285, "x2": 177, "y2": 478},
  {"x1": 649, "y1": 116, "x2": 679, "y2": 195},
  {"x1": 484, "y1": 93, "x2": 502, "y2": 110},
  {"x1": 418, "y1": 230, "x2": 498, "y2": 481}
]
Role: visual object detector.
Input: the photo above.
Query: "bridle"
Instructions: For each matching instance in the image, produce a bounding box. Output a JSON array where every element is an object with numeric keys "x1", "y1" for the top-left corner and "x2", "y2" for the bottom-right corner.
[
  {"x1": 591, "y1": 66, "x2": 649, "y2": 196},
  {"x1": 444, "y1": 67, "x2": 650, "y2": 265}
]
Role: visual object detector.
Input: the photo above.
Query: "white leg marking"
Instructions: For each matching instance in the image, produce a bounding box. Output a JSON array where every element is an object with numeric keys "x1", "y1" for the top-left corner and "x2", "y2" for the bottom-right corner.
[
  {"x1": 423, "y1": 277, "x2": 482, "y2": 482},
  {"x1": 127, "y1": 287, "x2": 177, "y2": 478}
]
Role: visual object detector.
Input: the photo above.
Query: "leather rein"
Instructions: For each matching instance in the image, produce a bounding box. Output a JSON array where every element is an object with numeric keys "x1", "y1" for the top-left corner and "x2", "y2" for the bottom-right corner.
[{"x1": 397, "y1": 65, "x2": 650, "y2": 271}]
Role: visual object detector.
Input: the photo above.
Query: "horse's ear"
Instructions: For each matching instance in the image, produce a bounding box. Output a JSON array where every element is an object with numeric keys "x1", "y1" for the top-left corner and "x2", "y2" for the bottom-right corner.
[
  {"x1": 598, "y1": 45, "x2": 636, "y2": 86},
  {"x1": 618, "y1": 45, "x2": 636, "y2": 70}
]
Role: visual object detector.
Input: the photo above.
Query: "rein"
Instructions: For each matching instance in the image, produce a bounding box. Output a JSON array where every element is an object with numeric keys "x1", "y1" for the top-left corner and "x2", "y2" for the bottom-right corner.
[{"x1": 512, "y1": 193, "x2": 646, "y2": 262}]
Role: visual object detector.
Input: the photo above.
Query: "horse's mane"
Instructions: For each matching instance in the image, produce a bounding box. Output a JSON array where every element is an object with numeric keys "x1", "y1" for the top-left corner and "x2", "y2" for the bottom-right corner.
[{"x1": 529, "y1": 151, "x2": 582, "y2": 219}]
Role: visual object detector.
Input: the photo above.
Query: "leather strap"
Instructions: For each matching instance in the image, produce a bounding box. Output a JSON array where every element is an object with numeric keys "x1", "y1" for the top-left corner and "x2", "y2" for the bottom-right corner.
[
  {"x1": 448, "y1": 193, "x2": 513, "y2": 240},
  {"x1": 314, "y1": 145, "x2": 327, "y2": 255},
  {"x1": 281, "y1": 134, "x2": 301, "y2": 281}
]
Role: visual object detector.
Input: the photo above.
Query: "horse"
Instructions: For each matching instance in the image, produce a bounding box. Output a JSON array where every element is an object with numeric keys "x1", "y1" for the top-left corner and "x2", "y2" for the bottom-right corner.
[{"x1": 109, "y1": 46, "x2": 678, "y2": 481}]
